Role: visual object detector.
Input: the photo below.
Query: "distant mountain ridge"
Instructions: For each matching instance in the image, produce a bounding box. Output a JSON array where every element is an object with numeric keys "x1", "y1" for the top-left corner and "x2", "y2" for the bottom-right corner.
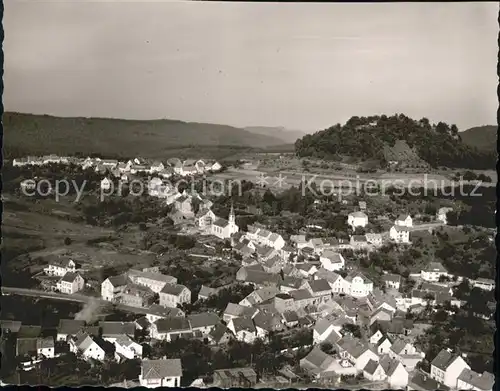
[
  {"x1": 243, "y1": 126, "x2": 308, "y2": 144},
  {"x1": 3, "y1": 112, "x2": 287, "y2": 159},
  {"x1": 459, "y1": 125, "x2": 496, "y2": 151}
]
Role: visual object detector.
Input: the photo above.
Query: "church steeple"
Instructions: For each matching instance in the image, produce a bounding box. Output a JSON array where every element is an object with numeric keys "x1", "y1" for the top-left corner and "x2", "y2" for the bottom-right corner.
[{"x1": 229, "y1": 201, "x2": 235, "y2": 225}]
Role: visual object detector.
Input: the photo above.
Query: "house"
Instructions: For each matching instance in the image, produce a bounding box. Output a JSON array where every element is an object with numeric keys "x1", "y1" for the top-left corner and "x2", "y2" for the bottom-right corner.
[
  {"x1": 273, "y1": 293, "x2": 296, "y2": 313},
  {"x1": 150, "y1": 161, "x2": 165, "y2": 173},
  {"x1": 379, "y1": 354, "x2": 409, "y2": 388},
  {"x1": 253, "y1": 311, "x2": 284, "y2": 339},
  {"x1": 363, "y1": 359, "x2": 386, "y2": 382},
  {"x1": 100, "y1": 177, "x2": 113, "y2": 191},
  {"x1": 227, "y1": 317, "x2": 257, "y2": 343},
  {"x1": 288, "y1": 289, "x2": 316, "y2": 309},
  {"x1": 222, "y1": 303, "x2": 259, "y2": 323},
  {"x1": 294, "y1": 263, "x2": 319, "y2": 278},
  {"x1": 99, "y1": 321, "x2": 136, "y2": 342},
  {"x1": 389, "y1": 225, "x2": 410, "y2": 243},
  {"x1": 290, "y1": 234, "x2": 309, "y2": 249},
  {"x1": 139, "y1": 358, "x2": 182, "y2": 388},
  {"x1": 167, "y1": 158, "x2": 183, "y2": 173},
  {"x1": 236, "y1": 267, "x2": 281, "y2": 289},
  {"x1": 365, "y1": 233, "x2": 383, "y2": 247},
  {"x1": 408, "y1": 371, "x2": 450, "y2": 391},
  {"x1": 300, "y1": 346, "x2": 335, "y2": 376},
  {"x1": 135, "y1": 316, "x2": 151, "y2": 331},
  {"x1": 207, "y1": 323, "x2": 232, "y2": 346},
  {"x1": 198, "y1": 285, "x2": 221, "y2": 301},
  {"x1": 344, "y1": 272, "x2": 373, "y2": 297},
  {"x1": 319, "y1": 251, "x2": 345, "y2": 272},
  {"x1": 436, "y1": 207, "x2": 453, "y2": 224},
  {"x1": 314, "y1": 268, "x2": 346, "y2": 294},
  {"x1": 121, "y1": 284, "x2": 156, "y2": 308},
  {"x1": 57, "y1": 319, "x2": 86, "y2": 341},
  {"x1": 421, "y1": 262, "x2": 448, "y2": 282},
  {"x1": 69, "y1": 331, "x2": 106, "y2": 361},
  {"x1": 43, "y1": 258, "x2": 78, "y2": 277},
  {"x1": 457, "y1": 369, "x2": 495, "y2": 391},
  {"x1": 389, "y1": 339, "x2": 424, "y2": 362},
  {"x1": 196, "y1": 208, "x2": 216, "y2": 230},
  {"x1": 420, "y1": 282, "x2": 453, "y2": 296},
  {"x1": 16, "y1": 338, "x2": 39, "y2": 358},
  {"x1": 369, "y1": 307, "x2": 393, "y2": 325},
  {"x1": 159, "y1": 284, "x2": 191, "y2": 308},
  {"x1": 246, "y1": 225, "x2": 285, "y2": 250},
  {"x1": 211, "y1": 204, "x2": 239, "y2": 240},
  {"x1": 181, "y1": 160, "x2": 198, "y2": 176},
  {"x1": 213, "y1": 367, "x2": 257, "y2": 388},
  {"x1": 350, "y1": 235, "x2": 369, "y2": 249},
  {"x1": 114, "y1": 335, "x2": 143, "y2": 360},
  {"x1": 395, "y1": 214, "x2": 413, "y2": 227},
  {"x1": 430, "y1": 348, "x2": 471, "y2": 389},
  {"x1": 239, "y1": 286, "x2": 280, "y2": 307},
  {"x1": 150, "y1": 317, "x2": 192, "y2": 341},
  {"x1": 472, "y1": 278, "x2": 495, "y2": 291},
  {"x1": 279, "y1": 276, "x2": 306, "y2": 293},
  {"x1": 145, "y1": 305, "x2": 185, "y2": 324},
  {"x1": 187, "y1": 312, "x2": 221, "y2": 335},
  {"x1": 313, "y1": 318, "x2": 341, "y2": 345},
  {"x1": 101, "y1": 274, "x2": 129, "y2": 302},
  {"x1": 13, "y1": 157, "x2": 29, "y2": 167},
  {"x1": 57, "y1": 272, "x2": 85, "y2": 294},
  {"x1": 347, "y1": 211, "x2": 368, "y2": 228},
  {"x1": 148, "y1": 177, "x2": 166, "y2": 197},
  {"x1": 381, "y1": 273, "x2": 402, "y2": 290},
  {"x1": 128, "y1": 269, "x2": 177, "y2": 294},
  {"x1": 304, "y1": 279, "x2": 333, "y2": 303},
  {"x1": 281, "y1": 310, "x2": 300, "y2": 328},
  {"x1": 336, "y1": 336, "x2": 379, "y2": 371},
  {"x1": 36, "y1": 337, "x2": 55, "y2": 358}
]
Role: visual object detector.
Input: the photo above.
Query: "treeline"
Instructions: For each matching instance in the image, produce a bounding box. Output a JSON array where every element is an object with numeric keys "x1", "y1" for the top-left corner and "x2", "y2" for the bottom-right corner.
[{"x1": 295, "y1": 114, "x2": 495, "y2": 169}]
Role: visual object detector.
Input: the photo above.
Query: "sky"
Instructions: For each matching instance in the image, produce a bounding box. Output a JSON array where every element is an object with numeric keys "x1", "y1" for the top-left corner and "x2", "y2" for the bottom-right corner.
[{"x1": 4, "y1": 1, "x2": 498, "y2": 132}]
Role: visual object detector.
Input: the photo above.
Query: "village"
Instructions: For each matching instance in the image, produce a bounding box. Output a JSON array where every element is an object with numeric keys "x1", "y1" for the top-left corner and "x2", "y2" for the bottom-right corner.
[{"x1": 1, "y1": 153, "x2": 495, "y2": 390}]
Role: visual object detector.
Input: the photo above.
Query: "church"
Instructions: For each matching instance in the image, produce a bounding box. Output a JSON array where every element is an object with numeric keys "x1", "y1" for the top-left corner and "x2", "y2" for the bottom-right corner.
[{"x1": 210, "y1": 204, "x2": 239, "y2": 240}]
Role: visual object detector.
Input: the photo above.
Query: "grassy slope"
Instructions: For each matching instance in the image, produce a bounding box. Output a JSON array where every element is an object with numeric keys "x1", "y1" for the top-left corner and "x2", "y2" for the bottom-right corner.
[
  {"x1": 3, "y1": 112, "x2": 286, "y2": 159},
  {"x1": 460, "y1": 125, "x2": 496, "y2": 151}
]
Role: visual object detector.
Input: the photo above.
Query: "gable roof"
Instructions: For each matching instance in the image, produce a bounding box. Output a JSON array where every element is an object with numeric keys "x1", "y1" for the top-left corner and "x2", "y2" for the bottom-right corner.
[
  {"x1": 208, "y1": 323, "x2": 231, "y2": 343},
  {"x1": 289, "y1": 289, "x2": 313, "y2": 301},
  {"x1": 379, "y1": 354, "x2": 402, "y2": 376},
  {"x1": 155, "y1": 317, "x2": 191, "y2": 333},
  {"x1": 99, "y1": 321, "x2": 136, "y2": 337},
  {"x1": 1, "y1": 320, "x2": 22, "y2": 333},
  {"x1": 188, "y1": 312, "x2": 221, "y2": 329},
  {"x1": 381, "y1": 273, "x2": 402, "y2": 283},
  {"x1": 314, "y1": 318, "x2": 334, "y2": 335},
  {"x1": 425, "y1": 262, "x2": 448, "y2": 273},
  {"x1": 36, "y1": 337, "x2": 55, "y2": 350},
  {"x1": 224, "y1": 303, "x2": 258, "y2": 318},
  {"x1": 431, "y1": 349, "x2": 457, "y2": 371},
  {"x1": 58, "y1": 319, "x2": 86, "y2": 335},
  {"x1": 141, "y1": 359, "x2": 182, "y2": 379},
  {"x1": 160, "y1": 283, "x2": 188, "y2": 296},
  {"x1": 107, "y1": 274, "x2": 129, "y2": 287},
  {"x1": 231, "y1": 316, "x2": 256, "y2": 333},
  {"x1": 308, "y1": 279, "x2": 332, "y2": 293},
  {"x1": 349, "y1": 211, "x2": 368, "y2": 219},
  {"x1": 337, "y1": 336, "x2": 371, "y2": 358},
  {"x1": 409, "y1": 371, "x2": 450, "y2": 391},
  {"x1": 302, "y1": 346, "x2": 334, "y2": 370},
  {"x1": 363, "y1": 359, "x2": 381, "y2": 375},
  {"x1": 458, "y1": 369, "x2": 494, "y2": 391}
]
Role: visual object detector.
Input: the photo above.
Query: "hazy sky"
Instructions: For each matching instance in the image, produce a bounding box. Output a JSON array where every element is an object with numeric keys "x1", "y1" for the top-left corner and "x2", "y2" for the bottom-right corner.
[{"x1": 4, "y1": 1, "x2": 498, "y2": 132}]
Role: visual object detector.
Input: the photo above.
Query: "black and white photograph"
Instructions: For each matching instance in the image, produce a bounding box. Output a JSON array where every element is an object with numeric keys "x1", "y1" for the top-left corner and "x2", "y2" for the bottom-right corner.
[{"x1": 1, "y1": 1, "x2": 497, "y2": 389}]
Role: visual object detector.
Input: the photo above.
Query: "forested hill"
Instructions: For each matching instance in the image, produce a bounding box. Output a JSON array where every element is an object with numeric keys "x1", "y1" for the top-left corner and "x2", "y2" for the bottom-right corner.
[
  {"x1": 294, "y1": 114, "x2": 496, "y2": 169},
  {"x1": 459, "y1": 125, "x2": 496, "y2": 151}
]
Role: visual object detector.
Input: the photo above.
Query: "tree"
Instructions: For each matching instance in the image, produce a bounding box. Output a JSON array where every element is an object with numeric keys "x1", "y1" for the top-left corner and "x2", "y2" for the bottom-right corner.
[{"x1": 64, "y1": 237, "x2": 72, "y2": 245}]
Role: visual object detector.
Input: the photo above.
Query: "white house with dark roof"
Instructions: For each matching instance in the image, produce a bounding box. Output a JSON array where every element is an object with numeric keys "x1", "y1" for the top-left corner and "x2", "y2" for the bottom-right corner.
[
  {"x1": 57, "y1": 272, "x2": 85, "y2": 294},
  {"x1": 314, "y1": 268, "x2": 346, "y2": 293},
  {"x1": 457, "y1": 369, "x2": 494, "y2": 391},
  {"x1": 336, "y1": 336, "x2": 379, "y2": 372},
  {"x1": 69, "y1": 331, "x2": 106, "y2": 361},
  {"x1": 365, "y1": 233, "x2": 383, "y2": 247},
  {"x1": 36, "y1": 337, "x2": 55, "y2": 358},
  {"x1": 150, "y1": 317, "x2": 192, "y2": 341},
  {"x1": 344, "y1": 272, "x2": 373, "y2": 297},
  {"x1": 128, "y1": 269, "x2": 177, "y2": 294},
  {"x1": 198, "y1": 285, "x2": 221, "y2": 301},
  {"x1": 430, "y1": 348, "x2": 470, "y2": 389},
  {"x1": 44, "y1": 258, "x2": 78, "y2": 277},
  {"x1": 114, "y1": 335, "x2": 143, "y2": 360},
  {"x1": 246, "y1": 224, "x2": 285, "y2": 250},
  {"x1": 139, "y1": 358, "x2": 182, "y2": 388},
  {"x1": 363, "y1": 359, "x2": 386, "y2": 382},
  {"x1": 227, "y1": 317, "x2": 257, "y2": 343},
  {"x1": 145, "y1": 304, "x2": 185, "y2": 324},
  {"x1": 381, "y1": 273, "x2": 402, "y2": 290},
  {"x1": 395, "y1": 214, "x2": 413, "y2": 227},
  {"x1": 222, "y1": 303, "x2": 259, "y2": 323},
  {"x1": 350, "y1": 235, "x2": 370, "y2": 249},
  {"x1": 101, "y1": 274, "x2": 129, "y2": 302},
  {"x1": 437, "y1": 207, "x2": 453, "y2": 224},
  {"x1": 313, "y1": 318, "x2": 341, "y2": 345},
  {"x1": 196, "y1": 208, "x2": 216, "y2": 230},
  {"x1": 57, "y1": 319, "x2": 86, "y2": 341},
  {"x1": 347, "y1": 211, "x2": 368, "y2": 228},
  {"x1": 390, "y1": 225, "x2": 410, "y2": 243},
  {"x1": 421, "y1": 262, "x2": 449, "y2": 282},
  {"x1": 159, "y1": 284, "x2": 191, "y2": 308},
  {"x1": 304, "y1": 279, "x2": 333, "y2": 302},
  {"x1": 187, "y1": 312, "x2": 221, "y2": 335},
  {"x1": 472, "y1": 278, "x2": 495, "y2": 291},
  {"x1": 319, "y1": 251, "x2": 345, "y2": 272},
  {"x1": 252, "y1": 311, "x2": 284, "y2": 339},
  {"x1": 239, "y1": 286, "x2": 280, "y2": 307},
  {"x1": 99, "y1": 321, "x2": 136, "y2": 342}
]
